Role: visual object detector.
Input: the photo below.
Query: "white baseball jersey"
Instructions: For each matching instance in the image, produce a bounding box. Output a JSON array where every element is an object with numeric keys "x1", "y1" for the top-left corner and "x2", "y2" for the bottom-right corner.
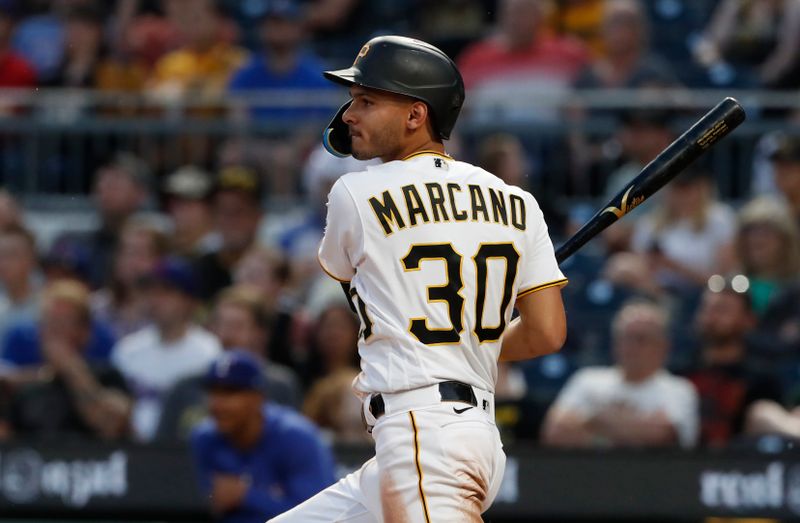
[{"x1": 318, "y1": 151, "x2": 566, "y2": 395}]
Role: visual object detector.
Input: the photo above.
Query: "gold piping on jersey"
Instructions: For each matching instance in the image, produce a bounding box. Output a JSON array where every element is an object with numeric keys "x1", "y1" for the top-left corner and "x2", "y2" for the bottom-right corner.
[
  {"x1": 317, "y1": 254, "x2": 351, "y2": 283},
  {"x1": 517, "y1": 278, "x2": 569, "y2": 299},
  {"x1": 409, "y1": 411, "x2": 431, "y2": 523},
  {"x1": 472, "y1": 242, "x2": 522, "y2": 343},
  {"x1": 402, "y1": 150, "x2": 452, "y2": 161}
]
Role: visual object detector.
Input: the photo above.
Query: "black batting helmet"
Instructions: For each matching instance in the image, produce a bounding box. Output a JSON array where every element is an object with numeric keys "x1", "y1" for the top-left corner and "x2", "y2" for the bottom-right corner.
[{"x1": 322, "y1": 35, "x2": 465, "y2": 157}]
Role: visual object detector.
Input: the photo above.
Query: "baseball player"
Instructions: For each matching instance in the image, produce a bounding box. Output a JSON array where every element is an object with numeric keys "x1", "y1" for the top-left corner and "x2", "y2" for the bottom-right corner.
[{"x1": 271, "y1": 35, "x2": 567, "y2": 522}]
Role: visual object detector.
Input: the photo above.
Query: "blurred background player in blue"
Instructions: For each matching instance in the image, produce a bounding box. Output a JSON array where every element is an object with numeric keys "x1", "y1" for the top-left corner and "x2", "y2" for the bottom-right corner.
[{"x1": 190, "y1": 350, "x2": 335, "y2": 522}]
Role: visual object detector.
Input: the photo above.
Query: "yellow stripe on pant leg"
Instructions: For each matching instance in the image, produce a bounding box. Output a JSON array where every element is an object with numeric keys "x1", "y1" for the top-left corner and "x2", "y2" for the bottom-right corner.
[{"x1": 409, "y1": 411, "x2": 431, "y2": 523}]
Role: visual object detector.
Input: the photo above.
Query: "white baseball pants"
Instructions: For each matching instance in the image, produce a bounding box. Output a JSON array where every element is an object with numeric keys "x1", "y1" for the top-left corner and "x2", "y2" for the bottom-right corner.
[{"x1": 269, "y1": 384, "x2": 506, "y2": 522}]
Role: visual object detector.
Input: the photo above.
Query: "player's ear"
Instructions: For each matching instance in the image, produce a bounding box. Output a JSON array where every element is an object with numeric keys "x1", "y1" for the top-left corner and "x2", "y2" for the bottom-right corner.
[{"x1": 407, "y1": 101, "x2": 429, "y2": 132}]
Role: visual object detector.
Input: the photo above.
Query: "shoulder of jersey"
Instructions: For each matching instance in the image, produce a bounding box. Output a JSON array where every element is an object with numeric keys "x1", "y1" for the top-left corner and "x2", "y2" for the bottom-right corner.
[
  {"x1": 336, "y1": 162, "x2": 382, "y2": 186},
  {"x1": 337, "y1": 159, "x2": 532, "y2": 201}
]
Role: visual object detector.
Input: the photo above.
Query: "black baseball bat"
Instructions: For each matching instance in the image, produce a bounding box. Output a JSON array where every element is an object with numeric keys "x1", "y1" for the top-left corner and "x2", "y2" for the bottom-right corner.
[{"x1": 555, "y1": 97, "x2": 746, "y2": 264}]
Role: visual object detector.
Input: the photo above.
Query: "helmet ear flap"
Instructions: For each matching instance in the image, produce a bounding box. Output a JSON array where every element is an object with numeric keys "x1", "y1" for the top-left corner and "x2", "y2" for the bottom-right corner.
[{"x1": 322, "y1": 101, "x2": 352, "y2": 158}]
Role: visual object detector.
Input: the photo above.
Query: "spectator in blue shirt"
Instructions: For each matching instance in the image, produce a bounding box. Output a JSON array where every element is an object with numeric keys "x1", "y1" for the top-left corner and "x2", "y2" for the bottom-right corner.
[
  {"x1": 190, "y1": 350, "x2": 335, "y2": 522},
  {"x1": 227, "y1": 0, "x2": 336, "y2": 122},
  {"x1": 1, "y1": 279, "x2": 116, "y2": 368}
]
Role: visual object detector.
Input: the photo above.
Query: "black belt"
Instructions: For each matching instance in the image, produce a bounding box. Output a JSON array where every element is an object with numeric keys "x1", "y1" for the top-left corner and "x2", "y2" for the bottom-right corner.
[{"x1": 369, "y1": 381, "x2": 477, "y2": 420}]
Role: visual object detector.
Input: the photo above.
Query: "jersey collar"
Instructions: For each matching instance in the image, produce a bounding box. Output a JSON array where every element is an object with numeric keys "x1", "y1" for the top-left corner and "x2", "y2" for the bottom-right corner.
[{"x1": 402, "y1": 150, "x2": 453, "y2": 161}]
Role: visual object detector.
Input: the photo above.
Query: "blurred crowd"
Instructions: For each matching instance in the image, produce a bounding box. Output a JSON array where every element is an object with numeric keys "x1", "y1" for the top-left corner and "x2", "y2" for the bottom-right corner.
[
  {"x1": 3, "y1": 0, "x2": 800, "y2": 93},
  {"x1": 3, "y1": 0, "x2": 800, "y2": 520}
]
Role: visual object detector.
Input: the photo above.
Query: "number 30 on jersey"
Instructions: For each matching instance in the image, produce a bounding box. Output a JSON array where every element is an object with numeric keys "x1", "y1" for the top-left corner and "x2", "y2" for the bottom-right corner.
[{"x1": 349, "y1": 242, "x2": 519, "y2": 346}]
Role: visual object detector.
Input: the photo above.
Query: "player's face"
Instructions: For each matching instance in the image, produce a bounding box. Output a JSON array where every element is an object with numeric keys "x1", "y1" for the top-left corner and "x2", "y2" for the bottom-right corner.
[
  {"x1": 207, "y1": 387, "x2": 263, "y2": 435},
  {"x1": 342, "y1": 85, "x2": 412, "y2": 162}
]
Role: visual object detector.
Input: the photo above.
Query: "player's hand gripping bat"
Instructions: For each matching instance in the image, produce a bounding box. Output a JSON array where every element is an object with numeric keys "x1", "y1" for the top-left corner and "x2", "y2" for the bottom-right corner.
[{"x1": 555, "y1": 97, "x2": 746, "y2": 264}]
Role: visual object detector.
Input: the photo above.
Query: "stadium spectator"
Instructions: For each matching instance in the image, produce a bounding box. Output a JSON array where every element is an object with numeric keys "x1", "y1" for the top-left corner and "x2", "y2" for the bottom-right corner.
[
  {"x1": 770, "y1": 133, "x2": 800, "y2": 227},
  {"x1": 265, "y1": 145, "x2": 374, "y2": 296},
  {"x1": 156, "y1": 285, "x2": 301, "y2": 441},
  {"x1": 303, "y1": 0, "x2": 409, "y2": 67},
  {"x1": 733, "y1": 197, "x2": 800, "y2": 316},
  {"x1": 473, "y1": 132, "x2": 570, "y2": 232},
  {"x1": 601, "y1": 252, "x2": 665, "y2": 301},
  {"x1": 111, "y1": 257, "x2": 221, "y2": 442},
  {"x1": 570, "y1": 108, "x2": 679, "y2": 242},
  {"x1": 148, "y1": 0, "x2": 247, "y2": 102},
  {"x1": 302, "y1": 0, "x2": 365, "y2": 40},
  {"x1": 190, "y1": 350, "x2": 335, "y2": 522},
  {"x1": 35, "y1": 4, "x2": 145, "y2": 93},
  {"x1": 0, "y1": 190, "x2": 22, "y2": 229},
  {"x1": 601, "y1": 109, "x2": 677, "y2": 204},
  {"x1": 303, "y1": 368, "x2": 370, "y2": 444},
  {"x1": 684, "y1": 276, "x2": 783, "y2": 447},
  {"x1": 9, "y1": 0, "x2": 66, "y2": 84},
  {"x1": 747, "y1": 281, "x2": 800, "y2": 378},
  {"x1": 573, "y1": 0, "x2": 680, "y2": 91},
  {"x1": 41, "y1": 234, "x2": 94, "y2": 286},
  {"x1": 476, "y1": 133, "x2": 531, "y2": 190},
  {"x1": 44, "y1": 5, "x2": 105, "y2": 88},
  {"x1": 640, "y1": 0, "x2": 719, "y2": 87},
  {"x1": 548, "y1": 0, "x2": 606, "y2": 57},
  {"x1": 0, "y1": 4, "x2": 36, "y2": 88},
  {"x1": 412, "y1": 0, "x2": 488, "y2": 60},
  {"x1": 210, "y1": 286, "x2": 300, "y2": 405},
  {"x1": 53, "y1": 152, "x2": 152, "y2": 289},
  {"x1": 744, "y1": 398, "x2": 800, "y2": 442},
  {"x1": 457, "y1": 0, "x2": 590, "y2": 122},
  {"x1": 541, "y1": 300, "x2": 699, "y2": 448},
  {"x1": 162, "y1": 165, "x2": 220, "y2": 258},
  {"x1": 105, "y1": 0, "x2": 175, "y2": 69},
  {"x1": 566, "y1": 0, "x2": 682, "y2": 183},
  {"x1": 298, "y1": 299, "x2": 360, "y2": 388},
  {"x1": 631, "y1": 168, "x2": 737, "y2": 293},
  {"x1": 194, "y1": 165, "x2": 264, "y2": 302},
  {"x1": 215, "y1": 136, "x2": 302, "y2": 201},
  {"x1": 232, "y1": 247, "x2": 290, "y2": 319},
  {"x1": 1, "y1": 279, "x2": 116, "y2": 370},
  {"x1": 692, "y1": 0, "x2": 800, "y2": 88},
  {"x1": 6, "y1": 279, "x2": 131, "y2": 440},
  {"x1": 91, "y1": 217, "x2": 168, "y2": 339},
  {"x1": 0, "y1": 225, "x2": 41, "y2": 338},
  {"x1": 231, "y1": 246, "x2": 296, "y2": 368},
  {"x1": 227, "y1": 1, "x2": 334, "y2": 122}
]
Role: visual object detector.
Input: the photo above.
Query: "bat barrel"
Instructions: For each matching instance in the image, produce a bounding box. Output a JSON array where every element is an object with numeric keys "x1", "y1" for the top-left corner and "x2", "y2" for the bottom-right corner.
[{"x1": 555, "y1": 97, "x2": 746, "y2": 264}]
